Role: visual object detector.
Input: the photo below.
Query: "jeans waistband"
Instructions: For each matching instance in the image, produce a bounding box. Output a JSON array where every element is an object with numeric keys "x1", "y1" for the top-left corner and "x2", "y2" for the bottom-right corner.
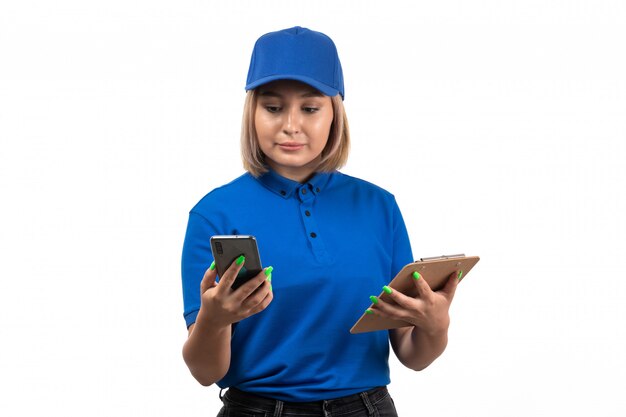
[{"x1": 222, "y1": 386, "x2": 389, "y2": 415}]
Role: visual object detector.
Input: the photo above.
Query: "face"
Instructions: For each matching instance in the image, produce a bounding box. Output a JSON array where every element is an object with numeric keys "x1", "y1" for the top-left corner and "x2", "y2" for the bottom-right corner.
[{"x1": 255, "y1": 79, "x2": 334, "y2": 183}]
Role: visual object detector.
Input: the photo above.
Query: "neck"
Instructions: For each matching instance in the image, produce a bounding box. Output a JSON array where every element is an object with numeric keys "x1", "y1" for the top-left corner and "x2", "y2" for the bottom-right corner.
[{"x1": 267, "y1": 160, "x2": 319, "y2": 184}]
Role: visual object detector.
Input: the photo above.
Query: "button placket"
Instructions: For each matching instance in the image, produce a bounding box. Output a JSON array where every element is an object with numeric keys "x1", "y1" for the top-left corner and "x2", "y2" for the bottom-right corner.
[
  {"x1": 300, "y1": 197, "x2": 315, "y2": 236},
  {"x1": 298, "y1": 186, "x2": 331, "y2": 264}
]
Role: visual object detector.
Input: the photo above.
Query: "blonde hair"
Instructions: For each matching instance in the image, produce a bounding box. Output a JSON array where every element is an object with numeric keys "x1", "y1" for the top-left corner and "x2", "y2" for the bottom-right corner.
[{"x1": 240, "y1": 89, "x2": 350, "y2": 177}]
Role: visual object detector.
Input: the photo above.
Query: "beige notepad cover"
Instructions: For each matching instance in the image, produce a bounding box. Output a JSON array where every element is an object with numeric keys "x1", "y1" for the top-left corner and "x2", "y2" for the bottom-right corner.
[{"x1": 350, "y1": 255, "x2": 480, "y2": 334}]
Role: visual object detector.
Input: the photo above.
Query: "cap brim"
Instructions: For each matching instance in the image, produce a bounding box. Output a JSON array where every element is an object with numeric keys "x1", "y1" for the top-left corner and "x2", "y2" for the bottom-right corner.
[{"x1": 245, "y1": 74, "x2": 340, "y2": 98}]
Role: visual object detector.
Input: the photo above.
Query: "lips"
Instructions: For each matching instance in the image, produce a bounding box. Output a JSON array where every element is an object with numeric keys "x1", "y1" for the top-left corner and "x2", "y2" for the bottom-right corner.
[{"x1": 278, "y1": 142, "x2": 305, "y2": 150}]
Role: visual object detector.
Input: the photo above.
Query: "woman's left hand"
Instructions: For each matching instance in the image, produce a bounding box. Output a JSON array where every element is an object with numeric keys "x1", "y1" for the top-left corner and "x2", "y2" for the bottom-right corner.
[{"x1": 368, "y1": 270, "x2": 460, "y2": 334}]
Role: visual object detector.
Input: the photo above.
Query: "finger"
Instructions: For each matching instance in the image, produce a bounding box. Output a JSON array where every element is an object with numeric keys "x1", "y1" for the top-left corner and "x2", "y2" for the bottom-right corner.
[
  {"x1": 233, "y1": 266, "x2": 273, "y2": 303},
  {"x1": 439, "y1": 270, "x2": 460, "y2": 301},
  {"x1": 377, "y1": 286, "x2": 417, "y2": 310},
  {"x1": 215, "y1": 255, "x2": 247, "y2": 295},
  {"x1": 243, "y1": 278, "x2": 273, "y2": 312},
  {"x1": 200, "y1": 260, "x2": 218, "y2": 294},
  {"x1": 411, "y1": 271, "x2": 434, "y2": 299},
  {"x1": 370, "y1": 294, "x2": 417, "y2": 324},
  {"x1": 246, "y1": 283, "x2": 274, "y2": 316}
]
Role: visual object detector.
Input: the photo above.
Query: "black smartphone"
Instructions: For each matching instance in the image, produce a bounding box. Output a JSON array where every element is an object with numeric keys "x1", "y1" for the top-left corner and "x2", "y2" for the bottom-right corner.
[{"x1": 210, "y1": 235, "x2": 263, "y2": 290}]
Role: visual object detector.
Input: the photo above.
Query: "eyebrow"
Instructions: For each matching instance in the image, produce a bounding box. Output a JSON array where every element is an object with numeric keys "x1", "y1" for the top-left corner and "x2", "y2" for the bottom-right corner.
[{"x1": 258, "y1": 90, "x2": 325, "y2": 98}]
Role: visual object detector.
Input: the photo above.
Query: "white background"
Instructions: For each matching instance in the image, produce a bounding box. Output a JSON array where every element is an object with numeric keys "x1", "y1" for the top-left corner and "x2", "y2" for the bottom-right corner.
[{"x1": 1, "y1": 1, "x2": 625, "y2": 416}]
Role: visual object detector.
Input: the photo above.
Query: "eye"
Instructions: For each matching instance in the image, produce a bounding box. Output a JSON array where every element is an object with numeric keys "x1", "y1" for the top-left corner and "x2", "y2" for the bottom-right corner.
[
  {"x1": 303, "y1": 107, "x2": 319, "y2": 113},
  {"x1": 265, "y1": 106, "x2": 281, "y2": 113}
]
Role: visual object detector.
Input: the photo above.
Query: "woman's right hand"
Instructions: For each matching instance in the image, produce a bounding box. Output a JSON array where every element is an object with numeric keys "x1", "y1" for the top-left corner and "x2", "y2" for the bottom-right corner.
[{"x1": 197, "y1": 257, "x2": 273, "y2": 329}]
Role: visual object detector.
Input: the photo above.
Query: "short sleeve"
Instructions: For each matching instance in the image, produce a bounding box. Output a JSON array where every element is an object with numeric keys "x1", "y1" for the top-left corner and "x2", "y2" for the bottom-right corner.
[
  {"x1": 181, "y1": 211, "x2": 217, "y2": 329},
  {"x1": 390, "y1": 196, "x2": 414, "y2": 278}
]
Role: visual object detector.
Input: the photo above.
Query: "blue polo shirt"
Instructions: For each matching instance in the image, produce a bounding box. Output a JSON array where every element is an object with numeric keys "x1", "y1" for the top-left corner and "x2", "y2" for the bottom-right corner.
[{"x1": 181, "y1": 168, "x2": 413, "y2": 402}]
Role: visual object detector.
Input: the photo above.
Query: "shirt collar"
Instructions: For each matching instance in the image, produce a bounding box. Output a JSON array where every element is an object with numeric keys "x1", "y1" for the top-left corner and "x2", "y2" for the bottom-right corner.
[{"x1": 256, "y1": 167, "x2": 335, "y2": 199}]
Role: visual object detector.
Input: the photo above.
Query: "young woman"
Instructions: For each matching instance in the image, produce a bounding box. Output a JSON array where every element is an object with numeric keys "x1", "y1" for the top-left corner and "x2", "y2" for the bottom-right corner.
[{"x1": 181, "y1": 26, "x2": 459, "y2": 417}]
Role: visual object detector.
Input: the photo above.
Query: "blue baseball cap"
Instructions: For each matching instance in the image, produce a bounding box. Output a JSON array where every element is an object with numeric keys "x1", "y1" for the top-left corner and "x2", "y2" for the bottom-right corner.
[{"x1": 245, "y1": 26, "x2": 345, "y2": 100}]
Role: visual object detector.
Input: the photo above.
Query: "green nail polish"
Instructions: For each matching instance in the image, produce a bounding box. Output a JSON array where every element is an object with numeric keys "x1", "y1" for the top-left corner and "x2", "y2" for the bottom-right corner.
[
  {"x1": 209, "y1": 261, "x2": 216, "y2": 270},
  {"x1": 458, "y1": 270, "x2": 463, "y2": 280},
  {"x1": 264, "y1": 266, "x2": 273, "y2": 276},
  {"x1": 412, "y1": 271, "x2": 421, "y2": 280},
  {"x1": 236, "y1": 255, "x2": 245, "y2": 265},
  {"x1": 266, "y1": 273, "x2": 272, "y2": 283},
  {"x1": 369, "y1": 295, "x2": 379, "y2": 304},
  {"x1": 270, "y1": 284, "x2": 273, "y2": 291},
  {"x1": 383, "y1": 285, "x2": 393, "y2": 294},
  {"x1": 365, "y1": 309, "x2": 374, "y2": 314}
]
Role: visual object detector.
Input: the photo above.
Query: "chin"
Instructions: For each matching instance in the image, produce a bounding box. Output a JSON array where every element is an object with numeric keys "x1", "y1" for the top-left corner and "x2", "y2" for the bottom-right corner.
[{"x1": 271, "y1": 155, "x2": 316, "y2": 168}]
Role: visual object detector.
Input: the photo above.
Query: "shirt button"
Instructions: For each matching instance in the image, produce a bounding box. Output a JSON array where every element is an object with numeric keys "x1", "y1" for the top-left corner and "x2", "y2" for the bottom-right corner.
[
  {"x1": 280, "y1": 190, "x2": 286, "y2": 196},
  {"x1": 301, "y1": 189, "x2": 307, "y2": 194},
  {"x1": 310, "y1": 232, "x2": 317, "y2": 238},
  {"x1": 305, "y1": 210, "x2": 311, "y2": 216},
  {"x1": 316, "y1": 187, "x2": 320, "y2": 193}
]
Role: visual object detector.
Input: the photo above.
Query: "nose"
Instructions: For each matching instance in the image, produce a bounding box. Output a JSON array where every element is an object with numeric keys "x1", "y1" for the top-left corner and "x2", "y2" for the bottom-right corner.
[{"x1": 282, "y1": 105, "x2": 302, "y2": 135}]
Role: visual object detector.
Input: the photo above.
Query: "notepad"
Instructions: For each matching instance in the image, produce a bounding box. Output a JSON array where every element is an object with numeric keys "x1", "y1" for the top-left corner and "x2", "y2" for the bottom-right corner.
[{"x1": 350, "y1": 254, "x2": 480, "y2": 333}]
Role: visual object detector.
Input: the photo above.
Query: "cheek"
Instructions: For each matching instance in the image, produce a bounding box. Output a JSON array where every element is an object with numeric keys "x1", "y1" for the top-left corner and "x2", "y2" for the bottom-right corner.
[
  {"x1": 254, "y1": 111, "x2": 274, "y2": 142},
  {"x1": 310, "y1": 111, "x2": 334, "y2": 144}
]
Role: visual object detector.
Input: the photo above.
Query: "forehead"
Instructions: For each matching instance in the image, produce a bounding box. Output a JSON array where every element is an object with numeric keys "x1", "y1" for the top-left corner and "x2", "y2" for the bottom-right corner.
[{"x1": 257, "y1": 79, "x2": 325, "y2": 98}]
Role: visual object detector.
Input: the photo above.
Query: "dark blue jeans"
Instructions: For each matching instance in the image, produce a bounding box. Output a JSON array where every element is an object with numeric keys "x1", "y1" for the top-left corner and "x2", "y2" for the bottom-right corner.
[{"x1": 217, "y1": 386, "x2": 398, "y2": 417}]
